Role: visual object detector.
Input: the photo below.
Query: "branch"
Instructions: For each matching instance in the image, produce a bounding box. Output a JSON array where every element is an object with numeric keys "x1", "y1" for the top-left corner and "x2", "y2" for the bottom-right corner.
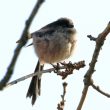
[
  {"x1": 54, "y1": 61, "x2": 85, "y2": 79},
  {"x1": 77, "y1": 85, "x2": 89, "y2": 110},
  {"x1": 5, "y1": 61, "x2": 85, "y2": 89},
  {"x1": 76, "y1": 21, "x2": 110, "y2": 110},
  {"x1": 57, "y1": 82, "x2": 68, "y2": 110},
  {"x1": 87, "y1": 35, "x2": 97, "y2": 41},
  {"x1": 91, "y1": 83, "x2": 110, "y2": 98},
  {"x1": 0, "y1": 0, "x2": 45, "y2": 90}
]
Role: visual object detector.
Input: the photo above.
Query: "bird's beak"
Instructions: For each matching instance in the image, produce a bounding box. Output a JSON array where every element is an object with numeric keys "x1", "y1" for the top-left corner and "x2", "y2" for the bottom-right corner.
[{"x1": 69, "y1": 24, "x2": 74, "y2": 28}]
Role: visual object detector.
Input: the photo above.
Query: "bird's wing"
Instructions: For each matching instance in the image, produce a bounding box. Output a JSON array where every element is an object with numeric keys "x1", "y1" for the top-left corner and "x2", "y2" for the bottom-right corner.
[
  {"x1": 27, "y1": 28, "x2": 56, "y2": 47},
  {"x1": 31, "y1": 27, "x2": 56, "y2": 38}
]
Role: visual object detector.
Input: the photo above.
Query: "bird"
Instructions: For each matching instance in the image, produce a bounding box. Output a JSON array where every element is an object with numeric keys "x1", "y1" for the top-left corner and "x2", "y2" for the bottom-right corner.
[{"x1": 26, "y1": 17, "x2": 77, "y2": 105}]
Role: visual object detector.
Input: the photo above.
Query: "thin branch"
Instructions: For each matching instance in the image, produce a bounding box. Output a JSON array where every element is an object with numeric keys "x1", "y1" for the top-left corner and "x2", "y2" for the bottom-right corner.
[
  {"x1": 0, "y1": 0, "x2": 45, "y2": 90},
  {"x1": 5, "y1": 61, "x2": 85, "y2": 89},
  {"x1": 76, "y1": 21, "x2": 110, "y2": 110},
  {"x1": 76, "y1": 85, "x2": 89, "y2": 110},
  {"x1": 54, "y1": 61, "x2": 85, "y2": 79},
  {"x1": 91, "y1": 83, "x2": 110, "y2": 98},
  {"x1": 87, "y1": 35, "x2": 97, "y2": 41},
  {"x1": 6, "y1": 66, "x2": 56, "y2": 88},
  {"x1": 57, "y1": 82, "x2": 68, "y2": 110}
]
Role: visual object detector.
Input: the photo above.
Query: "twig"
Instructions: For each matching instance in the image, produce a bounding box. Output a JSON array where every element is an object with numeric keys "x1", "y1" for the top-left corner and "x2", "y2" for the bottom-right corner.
[
  {"x1": 5, "y1": 61, "x2": 85, "y2": 89},
  {"x1": 76, "y1": 21, "x2": 110, "y2": 110},
  {"x1": 87, "y1": 35, "x2": 97, "y2": 41},
  {"x1": 0, "y1": 0, "x2": 45, "y2": 90},
  {"x1": 55, "y1": 61, "x2": 85, "y2": 79},
  {"x1": 57, "y1": 82, "x2": 68, "y2": 110},
  {"x1": 76, "y1": 85, "x2": 89, "y2": 110},
  {"x1": 91, "y1": 83, "x2": 110, "y2": 98}
]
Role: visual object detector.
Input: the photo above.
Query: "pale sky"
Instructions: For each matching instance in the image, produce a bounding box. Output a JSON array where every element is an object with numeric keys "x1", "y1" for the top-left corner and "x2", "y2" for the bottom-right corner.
[{"x1": 0, "y1": 0, "x2": 110, "y2": 110}]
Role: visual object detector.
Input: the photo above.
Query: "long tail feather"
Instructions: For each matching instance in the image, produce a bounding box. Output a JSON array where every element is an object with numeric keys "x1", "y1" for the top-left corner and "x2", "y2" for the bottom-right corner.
[{"x1": 26, "y1": 61, "x2": 44, "y2": 105}]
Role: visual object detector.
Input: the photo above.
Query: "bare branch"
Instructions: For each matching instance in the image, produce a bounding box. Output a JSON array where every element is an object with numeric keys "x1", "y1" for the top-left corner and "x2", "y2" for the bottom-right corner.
[
  {"x1": 0, "y1": 0, "x2": 45, "y2": 90},
  {"x1": 91, "y1": 83, "x2": 110, "y2": 98},
  {"x1": 87, "y1": 35, "x2": 97, "y2": 41},
  {"x1": 54, "y1": 61, "x2": 85, "y2": 79},
  {"x1": 76, "y1": 21, "x2": 110, "y2": 110},
  {"x1": 57, "y1": 82, "x2": 68, "y2": 110},
  {"x1": 5, "y1": 61, "x2": 85, "y2": 89},
  {"x1": 77, "y1": 85, "x2": 89, "y2": 110}
]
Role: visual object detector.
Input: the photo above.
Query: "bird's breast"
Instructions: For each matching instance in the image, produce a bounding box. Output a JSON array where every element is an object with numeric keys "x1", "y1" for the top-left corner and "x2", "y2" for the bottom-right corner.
[{"x1": 33, "y1": 29, "x2": 76, "y2": 64}]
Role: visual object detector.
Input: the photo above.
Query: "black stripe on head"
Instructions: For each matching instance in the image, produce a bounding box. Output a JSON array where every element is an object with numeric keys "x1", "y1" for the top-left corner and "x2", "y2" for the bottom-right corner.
[
  {"x1": 43, "y1": 18, "x2": 74, "y2": 29},
  {"x1": 56, "y1": 18, "x2": 74, "y2": 28}
]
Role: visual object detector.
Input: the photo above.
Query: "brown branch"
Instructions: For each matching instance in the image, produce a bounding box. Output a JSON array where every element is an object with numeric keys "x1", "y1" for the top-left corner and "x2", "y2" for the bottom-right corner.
[
  {"x1": 91, "y1": 83, "x2": 110, "y2": 98},
  {"x1": 0, "y1": 0, "x2": 45, "y2": 90},
  {"x1": 76, "y1": 21, "x2": 110, "y2": 110},
  {"x1": 5, "y1": 61, "x2": 85, "y2": 89},
  {"x1": 57, "y1": 82, "x2": 68, "y2": 110},
  {"x1": 77, "y1": 85, "x2": 89, "y2": 110},
  {"x1": 54, "y1": 61, "x2": 85, "y2": 79}
]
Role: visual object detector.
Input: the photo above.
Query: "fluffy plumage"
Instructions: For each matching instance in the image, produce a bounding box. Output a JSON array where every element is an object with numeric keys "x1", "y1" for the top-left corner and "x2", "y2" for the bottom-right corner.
[{"x1": 26, "y1": 18, "x2": 77, "y2": 105}]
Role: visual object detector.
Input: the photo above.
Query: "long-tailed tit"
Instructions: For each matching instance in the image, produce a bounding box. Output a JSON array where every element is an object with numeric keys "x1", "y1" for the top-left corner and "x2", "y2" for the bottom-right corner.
[{"x1": 26, "y1": 18, "x2": 77, "y2": 105}]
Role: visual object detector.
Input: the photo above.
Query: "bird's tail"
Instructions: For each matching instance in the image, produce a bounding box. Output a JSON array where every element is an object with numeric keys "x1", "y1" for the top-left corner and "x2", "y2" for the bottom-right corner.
[{"x1": 26, "y1": 61, "x2": 44, "y2": 105}]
